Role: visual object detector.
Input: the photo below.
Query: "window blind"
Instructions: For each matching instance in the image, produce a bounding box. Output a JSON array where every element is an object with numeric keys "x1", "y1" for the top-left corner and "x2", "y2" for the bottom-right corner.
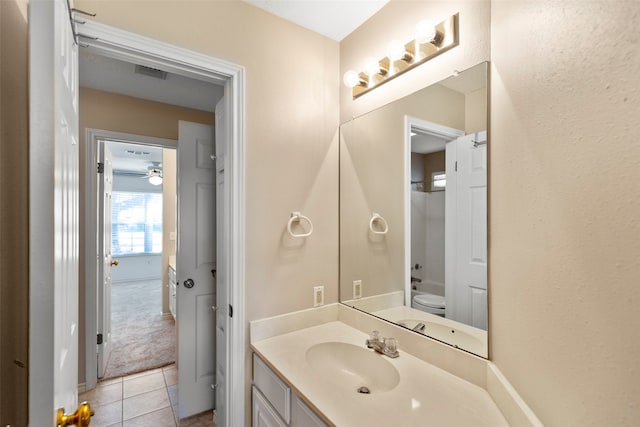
[{"x1": 111, "y1": 191, "x2": 163, "y2": 255}]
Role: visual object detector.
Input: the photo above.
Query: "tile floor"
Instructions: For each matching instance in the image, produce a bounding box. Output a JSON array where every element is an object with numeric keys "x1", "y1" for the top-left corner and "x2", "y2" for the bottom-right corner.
[{"x1": 80, "y1": 364, "x2": 216, "y2": 426}]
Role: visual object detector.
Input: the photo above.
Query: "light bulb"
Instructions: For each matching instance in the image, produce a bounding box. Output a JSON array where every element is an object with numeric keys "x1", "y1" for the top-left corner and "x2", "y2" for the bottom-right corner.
[
  {"x1": 343, "y1": 70, "x2": 360, "y2": 88},
  {"x1": 415, "y1": 20, "x2": 436, "y2": 44},
  {"x1": 388, "y1": 40, "x2": 406, "y2": 61},
  {"x1": 149, "y1": 175, "x2": 163, "y2": 186},
  {"x1": 364, "y1": 57, "x2": 379, "y2": 76}
]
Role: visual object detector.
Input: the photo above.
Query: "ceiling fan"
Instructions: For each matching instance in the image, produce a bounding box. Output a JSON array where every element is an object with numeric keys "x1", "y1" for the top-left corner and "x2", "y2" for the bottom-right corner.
[{"x1": 145, "y1": 162, "x2": 163, "y2": 186}]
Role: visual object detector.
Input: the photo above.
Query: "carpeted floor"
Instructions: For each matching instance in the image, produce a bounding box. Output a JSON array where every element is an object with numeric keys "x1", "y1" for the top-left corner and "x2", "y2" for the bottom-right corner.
[{"x1": 103, "y1": 279, "x2": 176, "y2": 379}]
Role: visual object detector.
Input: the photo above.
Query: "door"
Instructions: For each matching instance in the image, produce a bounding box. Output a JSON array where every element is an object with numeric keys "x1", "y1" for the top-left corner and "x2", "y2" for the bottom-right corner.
[
  {"x1": 29, "y1": 0, "x2": 82, "y2": 424},
  {"x1": 448, "y1": 132, "x2": 488, "y2": 328},
  {"x1": 214, "y1": 98, "x2": 229, "y2": 425},
  {"x1": 97, "y1": 142, "x2": 115, "y2": 377},
  {"x1": 177, "y1": 121, "x2": 217, "y2": 418}
]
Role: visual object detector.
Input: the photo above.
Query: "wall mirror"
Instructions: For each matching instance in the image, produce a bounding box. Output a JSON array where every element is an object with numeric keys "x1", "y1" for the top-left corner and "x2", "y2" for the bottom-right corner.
[{"x1": 339, "y1": 62, "x2": 488, "y2": 358}]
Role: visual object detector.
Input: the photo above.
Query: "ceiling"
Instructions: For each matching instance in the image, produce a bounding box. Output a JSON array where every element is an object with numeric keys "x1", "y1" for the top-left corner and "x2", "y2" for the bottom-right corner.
[
  {"x1": 80, "y1": 52, "x2": 224, "y2": 113},
  {"x1": 242, "y1": 0, "x2": 390, "y2": 41}
]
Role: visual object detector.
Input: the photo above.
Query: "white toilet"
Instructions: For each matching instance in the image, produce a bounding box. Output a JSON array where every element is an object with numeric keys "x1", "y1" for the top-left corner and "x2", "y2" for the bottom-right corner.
[{"x1": 411, "y1": 292, "x2": 446, "y2": 317}]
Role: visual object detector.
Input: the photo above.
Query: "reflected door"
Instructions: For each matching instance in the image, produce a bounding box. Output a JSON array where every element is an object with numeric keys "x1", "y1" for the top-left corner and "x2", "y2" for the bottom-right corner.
[{"x1": 446, "y1": 132, "x2": 487, "y2": 329}]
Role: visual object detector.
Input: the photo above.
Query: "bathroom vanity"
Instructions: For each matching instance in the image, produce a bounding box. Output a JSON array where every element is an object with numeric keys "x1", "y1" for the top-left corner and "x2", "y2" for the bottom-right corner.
[{"x1": 251, "y1": 305, "x2": 513, "y2": 427}]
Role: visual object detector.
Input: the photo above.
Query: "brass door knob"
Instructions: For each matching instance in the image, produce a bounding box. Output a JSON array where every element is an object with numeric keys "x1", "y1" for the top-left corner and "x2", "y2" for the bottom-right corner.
[
  {"x1": 57, "y1": 401, "x2": 94, "y2": 426},
  {"x1": 110, "y1": 260, "x2": 119, "y2": 266}
]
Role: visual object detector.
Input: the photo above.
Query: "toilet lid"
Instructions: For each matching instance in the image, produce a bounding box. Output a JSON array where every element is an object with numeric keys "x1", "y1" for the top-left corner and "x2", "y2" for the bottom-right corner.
[{"x1": 414, "y1": 294, "x2": 446, "y2": 309}]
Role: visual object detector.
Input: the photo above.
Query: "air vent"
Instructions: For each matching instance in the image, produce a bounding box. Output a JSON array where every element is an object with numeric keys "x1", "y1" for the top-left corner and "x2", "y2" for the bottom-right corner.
[
  {"x1": 124, "y1": 149, "x2": 151, "y2": 156},
  {"x1": 134, "y1": 64, "x2": 168, "y2": 80}
]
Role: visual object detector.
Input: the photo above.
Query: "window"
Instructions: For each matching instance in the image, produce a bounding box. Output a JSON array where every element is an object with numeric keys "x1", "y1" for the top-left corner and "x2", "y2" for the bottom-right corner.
[
  {"x1": 431, "y1": 172, "x2": 446, "y2": 191},
  {"x1": 112, "y1": 192, "x2": 162, "y2": 255}
]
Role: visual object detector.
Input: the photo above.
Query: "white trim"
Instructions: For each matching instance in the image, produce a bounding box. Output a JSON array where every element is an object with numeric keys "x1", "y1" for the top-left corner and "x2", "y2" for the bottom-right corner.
[
  {"x1": 80, "y1": 21, "x2": 246, "y2": 426},
  {"x1": 404, "y1": 117, "x2": 464, "y2": 307}
]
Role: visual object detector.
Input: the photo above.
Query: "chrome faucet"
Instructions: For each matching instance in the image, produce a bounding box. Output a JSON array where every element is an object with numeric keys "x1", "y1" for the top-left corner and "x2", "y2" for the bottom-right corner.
[
  {"x1": 410, "y1": 276, "x2": 422, "y2": 284},
  {"x1": 412, "y1": 322, "x2": 426, "y2": 333},
  {"x1": 366, "y1": 331, "x2": 399, "y2": 358}
]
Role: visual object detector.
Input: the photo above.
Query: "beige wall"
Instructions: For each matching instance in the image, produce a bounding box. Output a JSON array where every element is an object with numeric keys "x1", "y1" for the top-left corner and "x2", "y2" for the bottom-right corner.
[
  {"x1": 490, "y1": 1, "x2": 640, "y2": 425},
  {"x1": 78, "y1": 87, "x2": 214, "y2": 383},
  {"x1": 423, "y1": 151, "x2": 446, "y2": 188},
  {"x1": 465, "y1": 87, "x2": 487, "y2": 134},
  {"x1": 76, "y1": 0, "x2": 340, "y2": 416},
  {"x1": 0, "y1": 0, "x2": 29, "y2": 425}
]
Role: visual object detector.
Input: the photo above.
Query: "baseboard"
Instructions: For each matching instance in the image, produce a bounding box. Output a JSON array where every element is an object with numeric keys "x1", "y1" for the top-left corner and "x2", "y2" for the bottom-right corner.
[{"x1": 78, "y1": 382, "x2": 86, "y2": 394}]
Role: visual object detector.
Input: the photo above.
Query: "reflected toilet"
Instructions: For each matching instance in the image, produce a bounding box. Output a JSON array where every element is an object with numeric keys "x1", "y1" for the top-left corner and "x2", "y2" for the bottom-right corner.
[{"x1": 411, "y1": 292, "x2": 445, "y2": 317}]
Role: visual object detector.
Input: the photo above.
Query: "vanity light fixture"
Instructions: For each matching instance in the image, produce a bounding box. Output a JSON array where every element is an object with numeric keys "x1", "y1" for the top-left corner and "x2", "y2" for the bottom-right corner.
[{"x1": 343, "y1": 13, "x2": 459, "y2": 98}]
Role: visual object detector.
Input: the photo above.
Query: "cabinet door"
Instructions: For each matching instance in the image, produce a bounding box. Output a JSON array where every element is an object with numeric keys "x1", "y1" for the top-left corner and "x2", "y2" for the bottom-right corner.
[
  {"x1": 292, "y1": 394, "x2": 328, "y2": 427},
  {"x1": 253, "y1": 386, "x2": 287, "y2": 427}
]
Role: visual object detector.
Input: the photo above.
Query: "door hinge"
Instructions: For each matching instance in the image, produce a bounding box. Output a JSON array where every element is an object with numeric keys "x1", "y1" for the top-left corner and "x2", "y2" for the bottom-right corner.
[
  {"x1": 455, "y1": 161, "x2": 458, "y2": 172},
  {"x1": 97, "y1": 162, "x2": 104, "y2": 174},
  {"x1": 228, "y1": 304, "x2": 233, "y2": 318},
  {"x1": 97, "y1": 333, "x2": 103, "y2": 345}
]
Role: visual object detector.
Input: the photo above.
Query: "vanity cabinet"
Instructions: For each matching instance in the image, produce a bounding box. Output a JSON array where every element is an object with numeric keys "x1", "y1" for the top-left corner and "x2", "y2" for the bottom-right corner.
[
  {"x1": 168, "y1": 265, "x2": 177, "y2": 320},
  {"x1": 252, "y1": 354, "x2": 328, "y2": 427}
]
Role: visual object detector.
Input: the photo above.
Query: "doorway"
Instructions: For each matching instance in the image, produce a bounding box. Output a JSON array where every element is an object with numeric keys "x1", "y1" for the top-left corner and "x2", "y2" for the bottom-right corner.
[
  {"x1": 102, "y1": 139, "x2": 177, "y2": 379},
  {"x1": 79, "y1": 20, "x2": 246, "y2": 425}
]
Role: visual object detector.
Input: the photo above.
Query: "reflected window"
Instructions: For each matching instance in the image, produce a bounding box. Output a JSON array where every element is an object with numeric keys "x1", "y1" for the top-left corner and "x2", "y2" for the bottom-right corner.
[{"x1": 431, "y1": 172, "x2": 446, "y2": 191}]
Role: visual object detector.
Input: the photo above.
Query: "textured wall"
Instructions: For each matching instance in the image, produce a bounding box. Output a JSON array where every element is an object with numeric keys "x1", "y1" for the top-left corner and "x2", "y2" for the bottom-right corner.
[
  {"x1": 490, "y1": 1, "x2": 640, "y2": 425},
  {"x1": 0, "y1": 0, "x2": 29, "y2": 425}
]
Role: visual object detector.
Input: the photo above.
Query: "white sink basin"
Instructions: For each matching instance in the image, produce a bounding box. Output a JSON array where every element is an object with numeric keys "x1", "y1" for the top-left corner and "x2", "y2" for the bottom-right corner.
[{"x1": 305, "y1": 342, "x2": 400, "y2": 393}]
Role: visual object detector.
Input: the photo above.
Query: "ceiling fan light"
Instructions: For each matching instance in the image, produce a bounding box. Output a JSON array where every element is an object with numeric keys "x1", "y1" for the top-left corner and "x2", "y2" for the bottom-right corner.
[{"x1": 149, "y1": 175, "x2": 163, "y2": 186}]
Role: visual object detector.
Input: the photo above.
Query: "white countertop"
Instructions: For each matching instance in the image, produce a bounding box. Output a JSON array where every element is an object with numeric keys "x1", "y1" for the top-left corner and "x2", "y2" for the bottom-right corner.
[{"x1": 252, "y1": 321, "x2": 509, "y2": 427}]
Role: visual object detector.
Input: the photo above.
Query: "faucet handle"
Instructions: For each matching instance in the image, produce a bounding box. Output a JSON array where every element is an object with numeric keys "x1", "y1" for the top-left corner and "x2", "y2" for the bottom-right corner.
[
  {"x1": 366, "y1": 330, "x2": 381, "y2": 348},
  {"x1": 384, "y1": 337, "x2": 398, "y2": 354}
]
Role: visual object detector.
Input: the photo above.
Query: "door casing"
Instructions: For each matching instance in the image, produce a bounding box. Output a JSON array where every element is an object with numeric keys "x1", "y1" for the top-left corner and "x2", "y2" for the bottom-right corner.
[{"x1": 80, "y1": 19, "x2": 246, "y2": 425}]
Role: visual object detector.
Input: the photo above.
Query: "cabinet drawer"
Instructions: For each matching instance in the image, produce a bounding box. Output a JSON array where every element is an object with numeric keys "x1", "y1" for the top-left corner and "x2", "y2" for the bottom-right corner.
[
  {"x1": 253, "y1": 354, "x2": 291, "y2": 424},
  {"x1": 252, "y1": 386, "x2": 287, "y2": 427}
]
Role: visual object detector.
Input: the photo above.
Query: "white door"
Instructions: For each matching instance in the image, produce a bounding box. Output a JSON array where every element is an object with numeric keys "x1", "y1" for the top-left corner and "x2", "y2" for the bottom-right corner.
[
  {"x1": 29, "y1": 0, "x2": 82, "y2": 424},
  {"x1": 97, "y1": 142, "x2": 115, "y2": 377},
  {"x1": 177, "y1": 121, "x2": 217, "y2": 418},
  {"x1": 214, "y1": 98, "x2": 229, "y2": 425},
  {"x1": 448, "y1": 132, "x2": 488, "y2": 328}
]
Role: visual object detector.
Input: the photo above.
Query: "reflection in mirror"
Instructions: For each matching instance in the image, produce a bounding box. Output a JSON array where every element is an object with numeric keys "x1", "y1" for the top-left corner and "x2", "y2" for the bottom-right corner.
[{"x1": 340, "y1": 62, "x2": 488, "y2": 357}]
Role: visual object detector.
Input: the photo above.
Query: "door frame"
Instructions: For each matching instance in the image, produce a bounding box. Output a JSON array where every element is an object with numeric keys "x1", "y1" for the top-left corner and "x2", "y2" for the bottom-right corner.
[
  {"x1": 404, "y1": 116, "x2": 464, "y2": 307},
  {"x1": 85, "y1": 129, "x2": 177, "y2": 388},
  {"x1": 80, "y1": 20, "x2": 246, "y2": 425}
]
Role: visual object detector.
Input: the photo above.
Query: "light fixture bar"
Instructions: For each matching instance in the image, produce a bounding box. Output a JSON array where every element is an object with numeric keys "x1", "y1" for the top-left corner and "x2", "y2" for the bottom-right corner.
[{"x1": 349, "y1": 13, "x2": 459, "y2": 99}]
